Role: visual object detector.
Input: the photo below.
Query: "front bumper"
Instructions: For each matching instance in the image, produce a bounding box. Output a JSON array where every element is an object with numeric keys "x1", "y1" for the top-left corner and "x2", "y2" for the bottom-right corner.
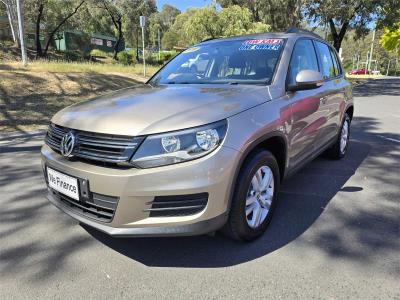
[{"x1": 41, "y1": 144, "x2": 240, "y2": 236}]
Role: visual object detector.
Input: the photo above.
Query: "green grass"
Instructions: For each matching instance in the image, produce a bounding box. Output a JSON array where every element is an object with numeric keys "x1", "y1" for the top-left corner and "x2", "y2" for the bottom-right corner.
[{"x1": 1, "y1": 60, "x2": 160, "y2": 76}]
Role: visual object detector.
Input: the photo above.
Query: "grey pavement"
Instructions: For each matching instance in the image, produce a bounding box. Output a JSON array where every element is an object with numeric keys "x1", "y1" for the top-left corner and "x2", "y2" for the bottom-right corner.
[{"x1": 1, "y1": 79, "x2": 399, "y2": 299}]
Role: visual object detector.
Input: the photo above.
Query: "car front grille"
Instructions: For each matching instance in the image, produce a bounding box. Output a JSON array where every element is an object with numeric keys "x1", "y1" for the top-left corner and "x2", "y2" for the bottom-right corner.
[
  {"x1": 50, "y1": 189, "x2": 119, "y2": 222},
  {"x1": 145, "y1": 193, "x2": 209, "y2": 217},
  {"x1": 45, "y1": 124, "x2": 143, "y2": 165}
]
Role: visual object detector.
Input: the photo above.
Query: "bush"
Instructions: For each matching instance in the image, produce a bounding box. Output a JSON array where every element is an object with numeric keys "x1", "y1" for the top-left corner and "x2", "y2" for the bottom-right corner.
[
  {"x1": 159, "y1": 51, "x2": 178, "y2": 62},
  {"x1": 60, "y1": 50, "x2": 82, "y2": 62},
  {"x1": 117, "y1": 50, "x2": 137, "y2": 65},
  {"x1": 0, "y1": 39, "x2": 15, "y2": 48},
  {"x1": 90, "y1": 49, "x2": 111, "y2": 58},
  {"x1": 144, "y1": 51, "x2": 178, "y2": 65}
]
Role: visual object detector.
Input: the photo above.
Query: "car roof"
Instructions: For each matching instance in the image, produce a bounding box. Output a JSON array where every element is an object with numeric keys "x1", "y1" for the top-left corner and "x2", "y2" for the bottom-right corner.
[{"x1": 198, "y1": 31, "x2": 325, "y2": 45}]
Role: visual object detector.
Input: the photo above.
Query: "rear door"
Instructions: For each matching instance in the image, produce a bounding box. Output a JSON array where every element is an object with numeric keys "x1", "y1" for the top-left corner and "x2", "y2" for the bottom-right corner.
[
  {"x1": 286, "y1": 38, "x2": 326, "y2": 168},
  {"x1": 314, "y1": 41, "x2": 345, "y2": 145}
]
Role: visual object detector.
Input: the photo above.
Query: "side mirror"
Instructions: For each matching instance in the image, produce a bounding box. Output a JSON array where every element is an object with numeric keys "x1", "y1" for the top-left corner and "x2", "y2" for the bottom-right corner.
[{"x1": 287, "y1": 70, "x2": 324, "y2": 92}]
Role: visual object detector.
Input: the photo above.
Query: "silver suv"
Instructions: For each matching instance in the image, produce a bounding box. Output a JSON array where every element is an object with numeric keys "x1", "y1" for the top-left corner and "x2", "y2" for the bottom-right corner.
[{"x1": 42, "y1": 30, "x2": 353, "y2": 241}]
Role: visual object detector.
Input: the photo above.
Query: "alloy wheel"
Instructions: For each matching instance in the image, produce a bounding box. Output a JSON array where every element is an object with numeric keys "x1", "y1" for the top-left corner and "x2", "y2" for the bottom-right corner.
[
  {"x1": 245, "y1": 166, "x2": 274, "y2": 229},
  {"x1": 340, "y1": 120, "x2": 349, "y2": 153}
]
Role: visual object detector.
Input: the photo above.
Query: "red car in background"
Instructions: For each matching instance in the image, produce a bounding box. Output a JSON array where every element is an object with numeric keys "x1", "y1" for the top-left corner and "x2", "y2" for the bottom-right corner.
[{"x1": 348, "y1": 68, "x2": 370, "y2": 75}]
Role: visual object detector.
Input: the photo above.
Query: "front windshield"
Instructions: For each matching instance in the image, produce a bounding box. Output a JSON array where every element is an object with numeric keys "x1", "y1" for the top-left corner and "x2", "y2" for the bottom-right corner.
[{"x1": 150, "y1": 38, "x2": 285, "y2": 85}]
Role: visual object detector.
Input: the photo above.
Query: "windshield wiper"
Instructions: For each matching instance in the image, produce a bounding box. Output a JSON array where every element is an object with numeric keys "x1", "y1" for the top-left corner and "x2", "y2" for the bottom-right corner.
[{"x1": 166, "y1": 81, "x2": 191, "y2": 84}]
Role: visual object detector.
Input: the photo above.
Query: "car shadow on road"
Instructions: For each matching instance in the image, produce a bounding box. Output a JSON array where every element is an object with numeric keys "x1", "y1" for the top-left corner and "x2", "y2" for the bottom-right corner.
[{"x1": 83, "y1": 140, "x2": 373, "y2": 268}]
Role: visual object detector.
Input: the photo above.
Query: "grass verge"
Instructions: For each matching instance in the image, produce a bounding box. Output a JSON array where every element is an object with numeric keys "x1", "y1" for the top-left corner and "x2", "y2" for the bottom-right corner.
[
  {"x1": 0, "y1": 60, "x2": 160, "y2": 77},
  {"x1": 0, "y1": 70, "x2": 150, "y2": 133},
  {"x1": 0, "y1": 60, "x2": 162, "y2": 133}
]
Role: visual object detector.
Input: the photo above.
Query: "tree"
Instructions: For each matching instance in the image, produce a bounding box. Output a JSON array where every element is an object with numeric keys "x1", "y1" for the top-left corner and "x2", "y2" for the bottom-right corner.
[
  {"x1": 380, "y1": 25, "x2": 400, "y2": 54},
  {"x1": 24, "y1": 0, "x2": 86, "y2": 56},
  {"x1": 161, "y1": 30, "x2": 178, "y2": 50},
  {"x1": 157, "y1": 4, "x2": 180, "y2": 29},
  {"x1": 42, "y1": 0, "x2": 85, "y2": 56},
  {"x1": 24, "y1": 0, "x2": 46, "y2": 56},
  {"x1": 304, "y1": 0, "x2": 391, "y2": 52},
  {"x1": 73, "y1": 2, "x2": 115, "y2": 37},
  {"x1": 162, "y1": 6, "x2": 271, "y2": 49},
  {"x1": 158, "y1": 8, "x2": 193, "y2": 49},
  {"x1": 34, "y1": 1, "x2": 44, "y2": 56},
  {"x1": 122, "y1": 0, "x2": 157, "y2": 60},
  {"x1": 217, "y1": 0, "x2": 302, "y2": 31},
  {"x1": 219, "y1": 5, "x2": 270, "y2": 36},
  {"x1": 96, "y1": 0, "x2": 123, "y2": 60},
  {"x1": 184, "y1": 7, "x2": 221, "y2": 43},
  {"x1": 1, "y1": 0, "x2": 19, "y2": 44},
  {"x1": 379, "y1": 24, "x2": 400, "y2": 75},
  {"x1": 149, "y1": 4, "x2": 180, "y2": 48},
  {"x1": 376, "y1": 4, "x2": 400, "y2": 31}
]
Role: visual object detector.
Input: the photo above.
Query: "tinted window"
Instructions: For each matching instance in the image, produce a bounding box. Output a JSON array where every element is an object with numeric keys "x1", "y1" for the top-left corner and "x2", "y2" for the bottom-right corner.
[
  {"x1": 288, "y1": 39, "x2": 319, "y2": 86},
  {"x1": 329, "y1": 47, "x2": 341, "y2": 76},
  {"x1": 315, "y1": 41, "x2": 335, "y2": 79},
  {"x1": 150, "y1": 38, "x2": 285, "y2": 85}
]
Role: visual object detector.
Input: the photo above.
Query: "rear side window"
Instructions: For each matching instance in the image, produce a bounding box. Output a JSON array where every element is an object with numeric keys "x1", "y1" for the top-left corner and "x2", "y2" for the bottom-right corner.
[
  {"x1": 329, "y1": 47, "x2": 342, "y2": 76},
  {"x1": 288, "y1": 39, "x2": 319, "y2": 86},
  {"x1": 315, "y1": 41, "x2": 335, "y2": 79}
]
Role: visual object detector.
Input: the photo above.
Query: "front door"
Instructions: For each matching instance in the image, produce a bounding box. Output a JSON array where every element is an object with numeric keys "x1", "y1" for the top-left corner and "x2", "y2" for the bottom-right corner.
[{"x1": 286, "y1": 38, "x2": 327, "y2": 168}]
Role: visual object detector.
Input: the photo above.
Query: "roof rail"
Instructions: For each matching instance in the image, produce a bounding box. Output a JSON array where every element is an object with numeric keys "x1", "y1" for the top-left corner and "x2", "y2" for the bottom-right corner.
[
  {"x1": 200, "y1": 37, "x2": 215, "y2": 43},
  {"x1": 286, "y1": 27, "x2": 322, "y2": 39}
]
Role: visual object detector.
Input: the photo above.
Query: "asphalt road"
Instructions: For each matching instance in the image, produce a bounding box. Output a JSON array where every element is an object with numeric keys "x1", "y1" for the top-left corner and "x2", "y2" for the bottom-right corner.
[{"x1": 1, "y1": 79, "x2": 399, "y2": 299}]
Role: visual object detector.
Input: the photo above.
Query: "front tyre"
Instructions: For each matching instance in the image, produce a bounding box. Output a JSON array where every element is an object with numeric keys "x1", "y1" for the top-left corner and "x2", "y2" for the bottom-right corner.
[
  {"x1": 327, "y1": 113, "x2": 351, "y2": 159},
  {"x1": 224, "y1": 150, "x2": 280, "y2": 242}
]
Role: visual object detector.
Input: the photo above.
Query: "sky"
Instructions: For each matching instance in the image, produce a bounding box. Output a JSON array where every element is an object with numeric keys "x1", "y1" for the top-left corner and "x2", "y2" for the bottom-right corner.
[{"x1": 156, "y1": 0, "x2": 214, "y2": 12}]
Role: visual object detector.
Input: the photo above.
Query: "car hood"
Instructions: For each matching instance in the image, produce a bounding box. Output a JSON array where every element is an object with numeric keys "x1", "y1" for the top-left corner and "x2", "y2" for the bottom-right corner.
[{"x1": 52, "y1": 84, "x2": 277, "y2": 136}]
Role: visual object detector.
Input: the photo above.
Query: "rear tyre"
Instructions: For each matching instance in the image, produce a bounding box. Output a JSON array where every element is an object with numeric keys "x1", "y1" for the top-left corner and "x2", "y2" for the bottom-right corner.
[
  {"x1": 224, "y1": 150, "x2": 280, "y2": 242},
  {"x1": 327, "y1": 113, "x2": 351, "y2": 159}
]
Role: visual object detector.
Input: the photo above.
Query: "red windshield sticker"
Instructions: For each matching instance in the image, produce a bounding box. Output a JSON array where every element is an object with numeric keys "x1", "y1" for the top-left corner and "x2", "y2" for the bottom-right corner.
[{"x1": 239, "y1": 39, "x2": 283, "y2": 51}]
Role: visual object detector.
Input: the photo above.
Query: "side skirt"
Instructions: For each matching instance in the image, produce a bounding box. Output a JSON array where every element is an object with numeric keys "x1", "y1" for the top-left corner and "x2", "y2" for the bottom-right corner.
[{"x1": 284, "y1": 135, "x2": 337, "y2": 180}]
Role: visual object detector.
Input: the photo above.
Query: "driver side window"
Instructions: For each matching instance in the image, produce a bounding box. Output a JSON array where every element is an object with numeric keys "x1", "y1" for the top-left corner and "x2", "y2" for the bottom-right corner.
[{"x1": 288, "y1": 39, "x2": 319, "y2": 86}]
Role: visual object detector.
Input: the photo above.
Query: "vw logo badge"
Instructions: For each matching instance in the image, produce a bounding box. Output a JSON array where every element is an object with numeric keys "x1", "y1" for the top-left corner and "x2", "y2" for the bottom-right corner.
[{"x1": 60, "y1": 131, "x2": 75, "y2": 157}]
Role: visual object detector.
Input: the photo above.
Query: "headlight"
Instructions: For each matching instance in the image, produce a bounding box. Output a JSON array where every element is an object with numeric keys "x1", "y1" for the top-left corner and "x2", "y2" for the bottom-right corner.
[{"x1": 131, "y1": 120, "x2": 228, "y2": 168}]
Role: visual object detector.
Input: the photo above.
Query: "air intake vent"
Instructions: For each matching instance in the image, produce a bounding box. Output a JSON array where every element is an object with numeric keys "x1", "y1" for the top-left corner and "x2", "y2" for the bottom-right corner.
[
  {"x1": 50, "y1": 189, "x2": 119, "y2": 223},
  {"x1": 145, "y1": 193, "x2": 208, "y2": 217}
]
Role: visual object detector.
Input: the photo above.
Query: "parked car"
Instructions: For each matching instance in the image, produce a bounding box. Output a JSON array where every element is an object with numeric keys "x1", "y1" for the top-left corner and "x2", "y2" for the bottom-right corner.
[
  {"x1": 181, "y1": 53, "x2": 210, "y2": 74},
  {"x1": 42, "y1": 29, "x2": 353, "y2": 241},
  {"x1": 348, "y1": 68, "x2": 370, "y2": 75}
]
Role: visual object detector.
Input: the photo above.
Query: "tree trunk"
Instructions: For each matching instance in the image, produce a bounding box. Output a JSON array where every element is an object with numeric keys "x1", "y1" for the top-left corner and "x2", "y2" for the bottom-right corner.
[
  {"x1": 35, "y1": 2, "x2": 44, "y2": 57},
  {"x1": 113, "y1": 18, "x2": 123, "y2": 60},
  {"x1": 43, "y1": 0, "x2": 85, "y2": 56},
  {"x1": 329, "y1": 19, "x2": 348, "y2": 52},
  {"x1": 4, "y1": 2, "x2": 17, "y2": 43},
  {"x1": 3, "y1": 0, "x2": 20, "y2": 46},
  {"x1": 291, "y1": 0, "x2": 302, "y2": 27},
  {"x1": 249, "y1": 6, "x2": 260, "y2": 22}
]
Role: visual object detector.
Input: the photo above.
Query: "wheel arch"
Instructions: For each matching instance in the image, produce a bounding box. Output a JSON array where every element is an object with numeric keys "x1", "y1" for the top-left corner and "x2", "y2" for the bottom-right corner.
[
  {"x1": 226, "y1": 132, "x2": 288, "y2": 211},
  {"x1": 346, "y1": 105, "x2": 354, "y2": 121}
]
